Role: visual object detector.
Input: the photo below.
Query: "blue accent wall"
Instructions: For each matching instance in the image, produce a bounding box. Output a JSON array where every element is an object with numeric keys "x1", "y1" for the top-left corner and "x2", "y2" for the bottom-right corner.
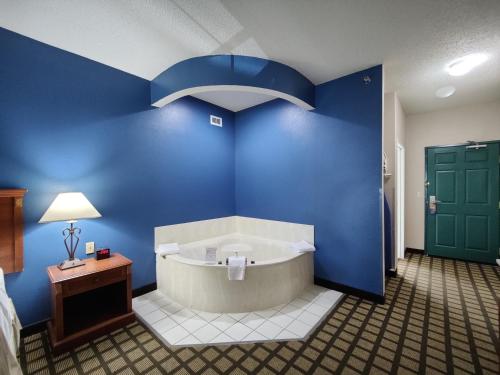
[
  {"x1": 234, "y1": 66, "x2": 384, "y2": 296},
  {"x1": 0, "y1": 28, "x2": 235, "y2": 325},
  {"x1": 0, "y1": 27, "x2": 384, "y2": 325}
]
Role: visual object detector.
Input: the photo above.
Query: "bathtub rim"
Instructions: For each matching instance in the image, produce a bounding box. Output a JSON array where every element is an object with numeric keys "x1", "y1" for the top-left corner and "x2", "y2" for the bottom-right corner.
[
  {"x1": 158, "y1": 250, "x2": 309, "y2": 268},
  {"x1": 158, "y1": 232, "x2": 312, "y2": 267}
]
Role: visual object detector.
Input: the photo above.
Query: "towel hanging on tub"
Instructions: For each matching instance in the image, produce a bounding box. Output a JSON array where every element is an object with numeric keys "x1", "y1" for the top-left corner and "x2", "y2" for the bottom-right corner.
[{"x1": 227, "y1": 255, "x2": 246, "y2": 280}]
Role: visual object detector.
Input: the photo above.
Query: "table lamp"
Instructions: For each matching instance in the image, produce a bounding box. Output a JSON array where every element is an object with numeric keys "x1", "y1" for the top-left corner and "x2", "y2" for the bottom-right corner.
[{"x1": 39, "y1": 192, "x2": 102, "y2": 270}]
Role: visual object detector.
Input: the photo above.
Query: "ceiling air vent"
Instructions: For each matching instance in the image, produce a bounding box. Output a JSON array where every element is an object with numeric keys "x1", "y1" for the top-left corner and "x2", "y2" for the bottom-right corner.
[{"x1": 210, "y1": 115, "x2": 222, "y2": 127}]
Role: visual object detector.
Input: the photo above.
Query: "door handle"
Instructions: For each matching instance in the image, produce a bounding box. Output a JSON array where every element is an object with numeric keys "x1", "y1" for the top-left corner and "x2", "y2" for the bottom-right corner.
[
  {"x1": 429, "y1": 195, "x2": 440, "y2": 214},
  {"x1": 429, "y1": 196, "x2": 441, "y2": 204}
]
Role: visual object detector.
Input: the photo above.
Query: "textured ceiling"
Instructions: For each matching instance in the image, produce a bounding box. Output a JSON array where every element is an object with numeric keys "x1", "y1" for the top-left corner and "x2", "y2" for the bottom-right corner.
[{"x1": 1, "y1": 0, "x2": 499, "y2": 114}]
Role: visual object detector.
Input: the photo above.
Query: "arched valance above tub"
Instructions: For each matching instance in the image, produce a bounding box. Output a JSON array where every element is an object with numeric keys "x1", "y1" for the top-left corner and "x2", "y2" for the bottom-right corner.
[{"x1": 150, "y1": 55, "x2": 315, "y2": 111}]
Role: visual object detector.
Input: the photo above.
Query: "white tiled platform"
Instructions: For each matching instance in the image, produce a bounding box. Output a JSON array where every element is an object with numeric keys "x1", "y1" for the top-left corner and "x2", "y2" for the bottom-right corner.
[{"x1": 133, "y1": 286, "x2": 343, "y2": 347}]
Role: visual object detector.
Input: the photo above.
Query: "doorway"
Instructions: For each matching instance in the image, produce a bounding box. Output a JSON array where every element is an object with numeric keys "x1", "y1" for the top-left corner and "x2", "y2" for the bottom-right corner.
[
  {"x1": 425, "y1": 142, "x2": 499, "y2": 264},
  {"x1": 396, "y1": 144, "x2": 405, "y2": 260}
]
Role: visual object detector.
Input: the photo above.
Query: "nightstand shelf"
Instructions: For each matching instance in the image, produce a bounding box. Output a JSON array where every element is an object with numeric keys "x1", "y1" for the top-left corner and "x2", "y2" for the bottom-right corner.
[{"x1": 47, "y1": 253, "x2": 135, "y2": 354}]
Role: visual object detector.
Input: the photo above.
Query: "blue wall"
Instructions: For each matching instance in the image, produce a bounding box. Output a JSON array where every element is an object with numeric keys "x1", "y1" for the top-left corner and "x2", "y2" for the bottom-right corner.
[
  {"x1": 235, "y1": 66, "x2": 384, "y2": 296},
  {"x1": 0, "y1": 28, "x2": 235, "y2": 325},
  {"x1": 1, "y1": 27, "x2": 384, "y2": 325}
]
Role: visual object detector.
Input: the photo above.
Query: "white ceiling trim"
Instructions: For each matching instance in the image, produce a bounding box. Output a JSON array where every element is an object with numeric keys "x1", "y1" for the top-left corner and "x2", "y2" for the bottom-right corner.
[{"x1": 151, "y1": 85, "x2": 315, "y2": 112}]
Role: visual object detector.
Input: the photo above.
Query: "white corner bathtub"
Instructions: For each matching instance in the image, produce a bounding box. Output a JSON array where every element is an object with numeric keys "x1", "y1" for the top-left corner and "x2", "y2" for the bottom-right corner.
[{"x1": 155, "y1": 217, "x2": 315, "y2": 313}]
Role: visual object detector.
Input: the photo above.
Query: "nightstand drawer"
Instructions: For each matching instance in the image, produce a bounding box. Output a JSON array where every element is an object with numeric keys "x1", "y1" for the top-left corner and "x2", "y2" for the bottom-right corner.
[{"x1": 62, "y1": 267, "x2": 126, "y2": 297}]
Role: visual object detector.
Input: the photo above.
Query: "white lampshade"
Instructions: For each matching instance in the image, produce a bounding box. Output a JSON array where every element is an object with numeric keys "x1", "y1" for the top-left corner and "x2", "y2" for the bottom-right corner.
[{"x1": 39, "y1": 192, "x2": 102, "y2": 223}]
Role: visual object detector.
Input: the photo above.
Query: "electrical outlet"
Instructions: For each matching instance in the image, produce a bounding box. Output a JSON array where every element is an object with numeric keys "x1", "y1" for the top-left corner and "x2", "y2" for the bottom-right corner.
[{"x1": 85, "y1": 242, "x2": 95, "y2": 255}]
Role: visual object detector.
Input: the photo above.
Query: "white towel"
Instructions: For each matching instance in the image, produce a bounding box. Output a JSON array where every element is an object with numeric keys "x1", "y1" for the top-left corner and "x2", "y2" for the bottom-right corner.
[
  {"x1": 290, "y1": 240, "x2": 315, "y2": 253},
  {"x1": 227, "y1": 256, "x2": 246, "y2": 281},
  {"x1": 155, "y1": 242, "x2": 180, "y2": 256}
]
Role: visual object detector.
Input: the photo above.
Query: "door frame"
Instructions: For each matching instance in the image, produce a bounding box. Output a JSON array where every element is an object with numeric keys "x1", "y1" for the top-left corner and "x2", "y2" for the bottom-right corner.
[
  {"x1": 396, "y1": 143, "x2": 405, "y2": 260},
  {"x1": 424, "y1": 139, "x2": 500, "y2": 258}
]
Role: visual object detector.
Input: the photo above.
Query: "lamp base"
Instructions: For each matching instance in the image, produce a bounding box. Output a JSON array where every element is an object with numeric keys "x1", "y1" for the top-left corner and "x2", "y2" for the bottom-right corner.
[{"x1": 58, "y1": 258, "x2": 85, "y2": 270}]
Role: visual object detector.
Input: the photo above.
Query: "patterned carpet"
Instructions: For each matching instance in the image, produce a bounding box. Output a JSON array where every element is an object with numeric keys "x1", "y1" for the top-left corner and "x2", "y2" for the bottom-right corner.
[{"x1": 20, "y1": 253, "x2": 499, "y2": 374}]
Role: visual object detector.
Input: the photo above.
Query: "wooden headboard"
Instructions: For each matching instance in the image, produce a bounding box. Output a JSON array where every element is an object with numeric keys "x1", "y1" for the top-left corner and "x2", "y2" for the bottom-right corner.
[{"x1": 0, "y1": 189, "x2": 27, "y2": 273}]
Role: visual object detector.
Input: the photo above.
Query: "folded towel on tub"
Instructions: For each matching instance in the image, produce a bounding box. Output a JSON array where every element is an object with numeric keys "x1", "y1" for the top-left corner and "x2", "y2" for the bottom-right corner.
[
  {"x1": 156, "y1": 243, "x2": 180, "y2": 256},
  {"x1": 227, "y1": 255, "x2": 246, "y2": 281},
  {"x1": 289, "y1": 240, "x2": 315, "y2": 253}
]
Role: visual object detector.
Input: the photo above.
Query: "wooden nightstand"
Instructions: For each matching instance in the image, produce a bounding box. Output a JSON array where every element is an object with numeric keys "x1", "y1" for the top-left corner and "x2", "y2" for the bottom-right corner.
[{"x1": 47, "y1": 253, "x2": 135, "y2": 354}]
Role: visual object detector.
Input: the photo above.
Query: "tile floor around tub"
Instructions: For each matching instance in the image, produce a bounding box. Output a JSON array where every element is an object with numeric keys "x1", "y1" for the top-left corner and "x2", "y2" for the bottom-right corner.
[{"x1": 133, "y1": 286, "x2": 343, "y2": 347}]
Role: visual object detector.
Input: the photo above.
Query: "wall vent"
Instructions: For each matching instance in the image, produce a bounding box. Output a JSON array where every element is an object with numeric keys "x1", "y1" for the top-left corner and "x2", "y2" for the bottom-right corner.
[{"x1": 210, "y1": 115, "x2": 222, "y2": 127}]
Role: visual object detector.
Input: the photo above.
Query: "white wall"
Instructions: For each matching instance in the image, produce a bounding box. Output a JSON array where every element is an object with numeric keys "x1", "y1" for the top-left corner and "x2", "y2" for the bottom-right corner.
[
  {"x1": 394, "y1": 94, "x2": 406, "y2": 260},
  {"x1": 405, "y1": 100, "x2": 500, "y2": 250},
  {"x1": 384, "y1": 93, "x2": 396, "y2": 209},
  {"x1": 384, "y1": 92, "x2": 406, "y2": 267},
  {"x1": 395, "y1": 95, "x2": 406, "y2": 156}
]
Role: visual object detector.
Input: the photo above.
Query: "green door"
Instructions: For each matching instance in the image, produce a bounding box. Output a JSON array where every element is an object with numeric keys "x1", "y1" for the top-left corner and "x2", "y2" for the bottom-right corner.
[{"x1": 426, "y1": 143, "x2": 499, "y2": 264}]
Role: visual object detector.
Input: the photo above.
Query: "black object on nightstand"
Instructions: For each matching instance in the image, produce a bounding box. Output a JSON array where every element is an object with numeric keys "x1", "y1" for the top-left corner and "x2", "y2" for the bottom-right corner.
[{"x1": 96, "y1": 248, "x2": 110, "y2": 260}]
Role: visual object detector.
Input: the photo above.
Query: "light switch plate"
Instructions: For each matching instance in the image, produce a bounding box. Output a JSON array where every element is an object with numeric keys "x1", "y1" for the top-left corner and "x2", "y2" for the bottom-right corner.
[{"x1": 85, "y1": 242, "x2": 95, "y2": 254}]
